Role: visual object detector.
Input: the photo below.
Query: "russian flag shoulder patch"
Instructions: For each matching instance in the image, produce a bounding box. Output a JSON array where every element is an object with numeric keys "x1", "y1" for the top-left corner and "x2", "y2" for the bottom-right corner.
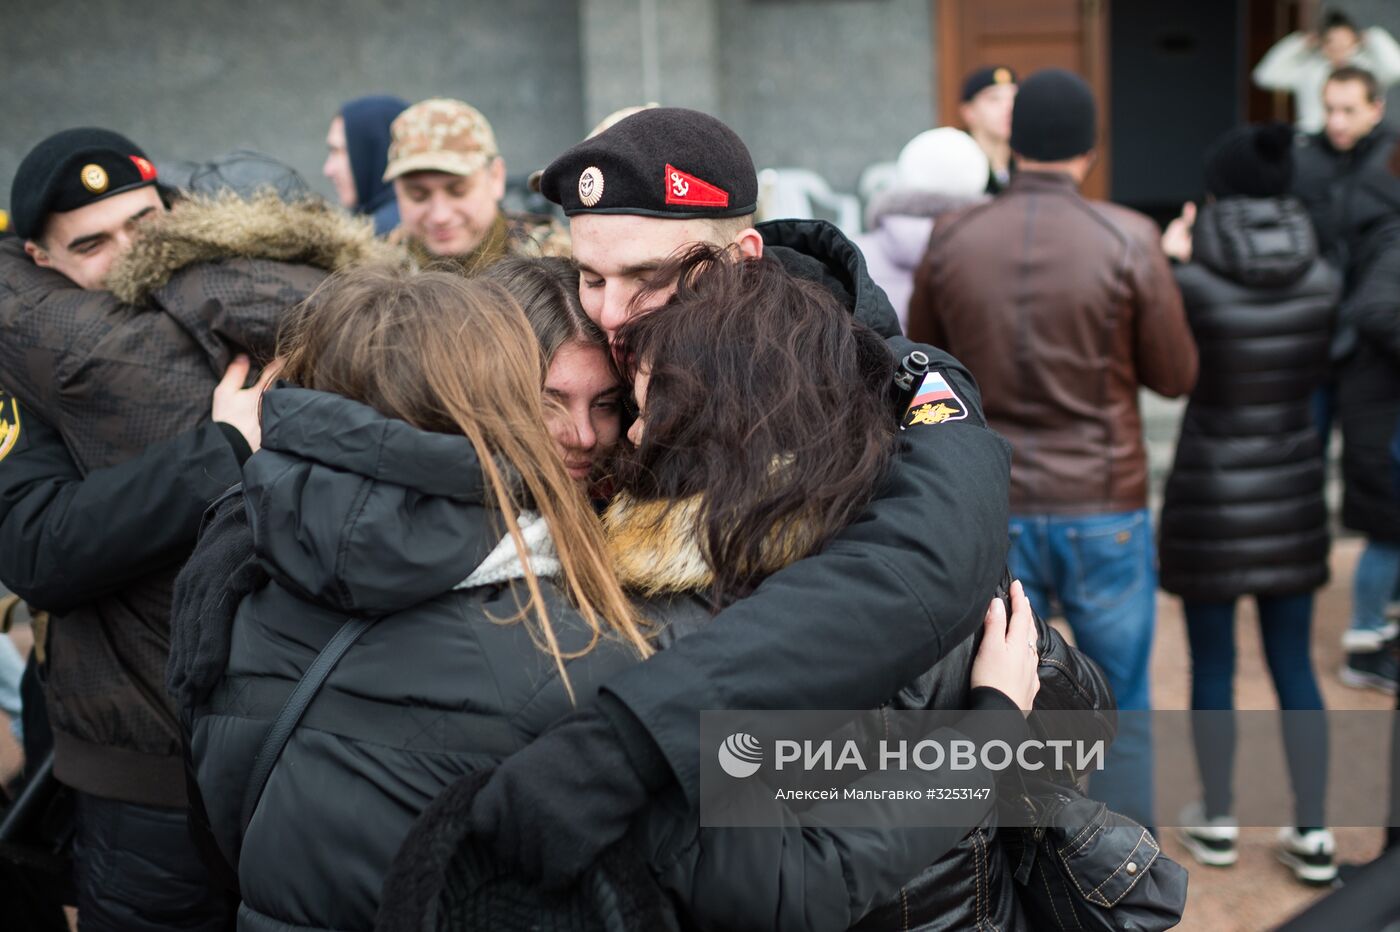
[{"x1": 903, "y1": 370, "x2": 968, "y2": 428}]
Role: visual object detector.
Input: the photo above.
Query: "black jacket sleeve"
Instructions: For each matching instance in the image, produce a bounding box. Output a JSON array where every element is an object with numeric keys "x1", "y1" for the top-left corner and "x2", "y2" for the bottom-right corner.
[
  {"x1": 602, "y1": 342, "x2": 1014, "y2": 803},
  {"x1": 650, "y1": 690, "x2": 1028, "y2": 932},
  {"x1": 0, "y1": 398, "x2": 245, "y2": 613},
  {"x1": 1348, "y1": 214, "x2": 1400, "y2": 364}
]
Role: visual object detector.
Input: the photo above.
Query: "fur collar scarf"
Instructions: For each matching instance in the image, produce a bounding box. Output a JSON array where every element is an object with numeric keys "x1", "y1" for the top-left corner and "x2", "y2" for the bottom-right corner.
[
  {"x1": 602, "y1": 494, "x2": 819, "y2": 598},
  {"x1": 863, "y1": 187, "x2": 988, "y2": 231},
  {"x1": 106, "y1": 192, "x2": 405, "y2": 303}
]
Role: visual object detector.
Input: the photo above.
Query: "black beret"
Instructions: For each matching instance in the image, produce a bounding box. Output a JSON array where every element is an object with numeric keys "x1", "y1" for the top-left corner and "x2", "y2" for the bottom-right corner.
[
  {"x1": 539, "y1": 107, "x2": 757, "y2": 219},
  {"x1": 11, "y1": 127, "x2": 159, "y2": 240},
  {"x1": 961, "y1": 65, "x2": 1017, "y2": 102},
  {"x1": 1010, "y1": 69, "x2": 1097, "y2": 161},
  {"x1": 1203, "y1": 123, "x2": 1294, "y2": 199}
]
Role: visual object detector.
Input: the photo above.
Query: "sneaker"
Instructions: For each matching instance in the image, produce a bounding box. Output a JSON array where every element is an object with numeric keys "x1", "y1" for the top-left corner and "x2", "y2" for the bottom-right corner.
[
  {"x1": 1277, "y1": 827, "x2": 1338, "y2": 884},
  {"x1": 1176, "y1": 802, "x2": 1238, "y2": 867},
  {"x1": 1339, "y1": 649, "x2": 1398, "y2": 695},
  {"x1": 1341, "y1": 623, "x2": 1399, "y2": 652}
]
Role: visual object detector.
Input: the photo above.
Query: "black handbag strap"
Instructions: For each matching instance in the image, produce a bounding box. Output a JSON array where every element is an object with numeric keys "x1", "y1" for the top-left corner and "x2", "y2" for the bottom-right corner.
[{"x1": 240, "y1": 616, "x2": 378, "y2": 834}]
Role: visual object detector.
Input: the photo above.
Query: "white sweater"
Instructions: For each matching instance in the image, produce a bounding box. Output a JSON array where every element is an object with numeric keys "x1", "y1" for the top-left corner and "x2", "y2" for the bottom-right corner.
[{"x1": 1253, "y1": 28, "x2": 1400, "y2": 133}]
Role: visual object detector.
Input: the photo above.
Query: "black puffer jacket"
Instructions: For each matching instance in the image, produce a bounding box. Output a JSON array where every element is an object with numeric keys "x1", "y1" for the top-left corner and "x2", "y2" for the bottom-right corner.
[
  {"x1": 1337, "y1": 169, "x2": 1400, "y2": 541},
  {"x1": 187, "y1": 387, "x2": 640, "y2": 932},
  {"x1": 602, "y1": 495, "x2": 1117, "y2": 931},
  {"x1": 1159, "y1": 197, "x2": 1338, "y2": 600}
]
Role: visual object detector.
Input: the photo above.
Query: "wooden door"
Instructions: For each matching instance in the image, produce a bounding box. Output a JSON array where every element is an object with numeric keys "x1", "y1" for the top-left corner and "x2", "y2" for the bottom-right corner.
[
  {"x1": 1245, "y1": 0, "x2": 1312, "y2": 124},
  {"x1": 937, "y1": 0, "x2": 1112, "y2": 200}
]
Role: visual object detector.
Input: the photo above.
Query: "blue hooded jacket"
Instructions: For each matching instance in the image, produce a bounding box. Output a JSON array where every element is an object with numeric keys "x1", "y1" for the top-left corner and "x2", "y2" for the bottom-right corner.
[{"x1": 340, "y1": 95, "x2": 409, "y2": 235}]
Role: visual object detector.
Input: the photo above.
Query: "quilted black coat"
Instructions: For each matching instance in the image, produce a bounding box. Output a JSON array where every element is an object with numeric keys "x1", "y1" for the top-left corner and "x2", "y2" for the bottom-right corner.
[{"x1": 1159, "y1": 196, "x2": 1337, "y2": 601}]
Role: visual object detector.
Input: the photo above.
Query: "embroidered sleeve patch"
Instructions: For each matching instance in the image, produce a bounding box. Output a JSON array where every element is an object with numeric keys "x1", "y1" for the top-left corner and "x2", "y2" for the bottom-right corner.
[
  {"x1": 903, "y1": 370, "x2": 967, "y2": 428},
  {"x1": 0, "y1": 393, "x2": 21, "y2": 462}
]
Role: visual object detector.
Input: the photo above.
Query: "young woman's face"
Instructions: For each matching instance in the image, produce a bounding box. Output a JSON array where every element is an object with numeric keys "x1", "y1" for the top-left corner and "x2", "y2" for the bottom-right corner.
[{"x1": 544, "y1": 340, "x2": 623, "y2": 486}]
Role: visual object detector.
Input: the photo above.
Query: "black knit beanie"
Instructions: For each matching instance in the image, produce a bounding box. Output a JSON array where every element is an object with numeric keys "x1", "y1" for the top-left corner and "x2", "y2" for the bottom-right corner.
[
  {"x1": 1203, "y1": 123, "x2": 1294, "y2": 199},
  {"x1": 1009, "y1": 69, "x2": 1097, "y2": 161}
]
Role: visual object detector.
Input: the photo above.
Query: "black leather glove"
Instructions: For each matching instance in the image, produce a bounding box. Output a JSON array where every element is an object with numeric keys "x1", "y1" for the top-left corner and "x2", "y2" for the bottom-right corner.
[{"x1": 469, "y1": 702, "x2": 669, "y2": 891}]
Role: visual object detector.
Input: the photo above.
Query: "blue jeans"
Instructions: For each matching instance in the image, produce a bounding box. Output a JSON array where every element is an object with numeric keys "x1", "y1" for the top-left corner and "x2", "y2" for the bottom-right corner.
[
  {"x1": 1352, "y1": 540, "x2": 1400, "y2": 639},
  {"x1": 1183, "y1": 594, "x2": 1328, "y2": 829},
  {"x1": 0, "y1": 633, "x2": 23, "y2": 741},
  {"x1": 1008, "y1": 509, "x2": 1156, "y2": 827}
]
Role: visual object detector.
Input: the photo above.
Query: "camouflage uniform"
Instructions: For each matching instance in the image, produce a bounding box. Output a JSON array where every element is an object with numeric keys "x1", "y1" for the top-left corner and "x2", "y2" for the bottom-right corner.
[
  {"x1": 391, "y1": 209, "x2": 570, "y2": 275},
  {"x1": 384, "y1": 97, "x2": 571, "y2": 272}
]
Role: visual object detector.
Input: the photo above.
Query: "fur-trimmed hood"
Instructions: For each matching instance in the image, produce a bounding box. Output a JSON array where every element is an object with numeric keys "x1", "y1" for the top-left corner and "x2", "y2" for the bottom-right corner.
[
  {"x1": 603, "y1": 494, "x2": 818, "y2": 598},
  {"x1": 863, "y1": 187, "x2": 988, "y2": 232},
  {"x1": 107, "y1": 192, "x2": 405, "y2": 303}
]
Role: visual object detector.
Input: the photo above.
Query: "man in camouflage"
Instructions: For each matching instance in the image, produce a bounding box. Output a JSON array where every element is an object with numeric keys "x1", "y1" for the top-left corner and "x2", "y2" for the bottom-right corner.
[{"x1": 385, "y1": 98, "x2": 569, "y2": 272}]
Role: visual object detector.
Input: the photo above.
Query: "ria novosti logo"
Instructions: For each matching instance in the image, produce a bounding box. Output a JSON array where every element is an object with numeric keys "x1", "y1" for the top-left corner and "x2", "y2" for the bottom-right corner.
[{"x1": 717, "y1": 732, "x2": 764, "y2": 778}]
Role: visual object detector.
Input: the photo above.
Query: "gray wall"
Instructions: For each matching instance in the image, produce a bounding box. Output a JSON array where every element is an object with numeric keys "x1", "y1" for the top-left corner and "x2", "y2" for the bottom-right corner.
[
  {"x1": 718, "y1": 0, "x2": 936, "y2": 192},
  {"x1": 1, "y1": 0, "x2": 585, "y2": 207},
  {"x1": 3, "y1": 0, "x2": 934, "y2": 213}
]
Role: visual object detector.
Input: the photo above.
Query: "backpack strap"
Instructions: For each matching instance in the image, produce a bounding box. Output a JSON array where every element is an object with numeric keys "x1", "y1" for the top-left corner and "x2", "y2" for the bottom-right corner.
[{"x1": 239, "y1": 615, "x2": 378, "y2": 834}]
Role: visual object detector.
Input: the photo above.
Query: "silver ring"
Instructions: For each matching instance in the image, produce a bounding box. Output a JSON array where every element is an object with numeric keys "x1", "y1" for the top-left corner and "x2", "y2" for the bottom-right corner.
[{"x1": 1027, "y1": 641, "x2": 1038, "y2": 654}]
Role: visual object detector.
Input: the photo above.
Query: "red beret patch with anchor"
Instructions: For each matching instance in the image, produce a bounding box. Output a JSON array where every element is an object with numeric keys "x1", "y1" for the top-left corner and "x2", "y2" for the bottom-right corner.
[{"x1": 664, "y1": 164, "x2": 729, "y2": 208}]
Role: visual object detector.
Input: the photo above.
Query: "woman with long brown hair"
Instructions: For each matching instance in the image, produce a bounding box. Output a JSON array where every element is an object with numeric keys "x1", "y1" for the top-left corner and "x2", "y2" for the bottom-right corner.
[
  {"x1": 602, "y1": 247, "x2": 1113, "y2": 931},
  {"x1": 174, "y1": 265, "x2": 651, "y2": 932},
  {"x1": 484, "y1": 256, "x2": 624, "y2": 496}
]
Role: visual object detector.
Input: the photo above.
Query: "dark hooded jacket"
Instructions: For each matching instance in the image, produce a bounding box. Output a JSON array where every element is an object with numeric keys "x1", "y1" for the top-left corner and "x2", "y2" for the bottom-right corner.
[
  {"x1": 0, "y1": 194, "x2": 400, "y2": 807},
  {"x1": 186, "y1": 387, "x2": 641, "y2": 932},
  {"x1": 599, "y1": 493, "x2": 1115, "y2": 932},
  {"x1": 186, "y1": 386, "x2": 1024, "y2": 932},
  {"x1": 1336, "y1": 167, "x2": 1400, "y2": 541},
  {"x1": 1159, "y1": 197, "x2": 1338, "y2": 600},
  {"x1": 341, "y1": 95, "x2": 409, "y2": 235},
  {"x1": 592, "y1": 219, "x2": 1015, "y2": 811}
]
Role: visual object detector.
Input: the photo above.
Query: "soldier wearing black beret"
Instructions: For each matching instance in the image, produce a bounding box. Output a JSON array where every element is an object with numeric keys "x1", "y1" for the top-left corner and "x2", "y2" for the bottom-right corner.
[
  {"x1": 959, "y1": 65, "x2": 1018, "y2": 194},
  {"x1": 11, "y1": 127, "x2": 166, "y2": 289},
  {"x1": 470, "y1": 107, "x2": 1017, "y2": 903},
  {"x1": 0, "y1": 125, "x2": 393, "y2": 931}
]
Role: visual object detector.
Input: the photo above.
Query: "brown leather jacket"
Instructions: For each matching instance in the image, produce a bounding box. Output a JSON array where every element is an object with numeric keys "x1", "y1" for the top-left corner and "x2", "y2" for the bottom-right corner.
[{"x1": 908, "y1": 171, "x2": 1197, "y2": 514}]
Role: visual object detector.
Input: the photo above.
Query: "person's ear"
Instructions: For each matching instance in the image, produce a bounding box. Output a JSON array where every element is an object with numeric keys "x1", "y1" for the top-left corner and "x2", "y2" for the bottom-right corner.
[
  {"x1": 23, "y1": 240, "x2": 52, "y2": 269},
  {"x1": 489, "y1": 157, "x2": 507, "y2": 201},
  {"x1": 733, "y1": 227, "x2": 763, "y2": 259},
  {"x1": 1078, "y1": 150, "x2": 1099, "y2": 182}
]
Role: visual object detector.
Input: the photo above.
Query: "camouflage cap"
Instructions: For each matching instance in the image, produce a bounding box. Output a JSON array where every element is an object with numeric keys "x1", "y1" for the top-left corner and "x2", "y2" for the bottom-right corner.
[{"x1": 383, "y1": 98, "x2": 500, "y2": 182}]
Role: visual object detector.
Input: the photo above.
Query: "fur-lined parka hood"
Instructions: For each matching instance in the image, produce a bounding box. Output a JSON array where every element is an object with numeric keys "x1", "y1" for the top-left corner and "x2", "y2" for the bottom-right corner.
[
  {"x1": 864, "y1": 187, "x2": 988, "y2": 231},
  {"x1": 107, "y1": 192, "x2": 405, "y2": 303}
]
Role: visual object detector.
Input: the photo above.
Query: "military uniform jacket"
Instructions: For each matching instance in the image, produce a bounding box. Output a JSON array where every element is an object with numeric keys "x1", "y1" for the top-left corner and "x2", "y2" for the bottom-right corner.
[
  {"x1": 0, "y1": 195, "x2": 399, "y2": 806},
  {"x1": 392, "y1": 209, "x2": 571, "y2": 274}
]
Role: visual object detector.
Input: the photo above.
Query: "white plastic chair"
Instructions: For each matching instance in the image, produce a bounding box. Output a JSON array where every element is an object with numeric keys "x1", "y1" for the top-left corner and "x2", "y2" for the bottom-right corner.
[
  {"x1": 756, "y1": 167, "x2": 863, "y2": 236},
  {"x1": 857, "y1": 160, "x2": 900, "y2": 208}
]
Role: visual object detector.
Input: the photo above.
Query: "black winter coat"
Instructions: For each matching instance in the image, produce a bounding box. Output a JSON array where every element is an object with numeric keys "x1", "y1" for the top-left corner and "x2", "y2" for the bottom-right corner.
[
  {"x1": 188, "y1": 387, "x2": 639, "y2": 932},
  {"x1": 601, "y1": 495, "x2": 1116, "y2": 931},
  {"x1": 595, "y1": 220, "x2": 1015, "y2": 806},
  {"x1": 1292, "y1": 125, "x2": 1397, "y2": 268},
  {"x1": 1337, "y1": 168, "x2": 1400, "y2": 541},
  {"x1": 1159, "y1": 197, "x2": 1337, "y2": 601}
]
